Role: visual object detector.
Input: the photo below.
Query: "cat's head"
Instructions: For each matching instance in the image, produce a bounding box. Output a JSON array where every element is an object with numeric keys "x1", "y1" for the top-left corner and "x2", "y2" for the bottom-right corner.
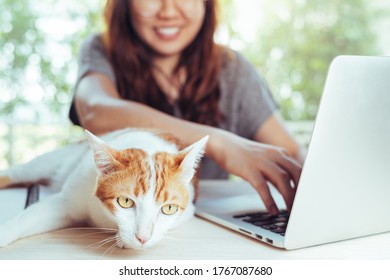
[{"x1": 86, "y1": 131, "x2": 208, "y2": 249}]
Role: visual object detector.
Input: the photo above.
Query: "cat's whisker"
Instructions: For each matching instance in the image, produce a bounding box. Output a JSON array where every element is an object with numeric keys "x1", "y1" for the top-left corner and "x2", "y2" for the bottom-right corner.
[
  {"x1": 56, "y1": 227, "x2": 119, "y2": 239},
  {"x1": 76, "y1": 227, "x2": 117, "y2": 232},
  {"x1": 87, "y1": 239, "x2": 115, "y2": 251},
  {"x1": 76, "y1": 230, "x2": 118, "y2": 239},
  {"x1": 56, "y1": 227, "x2": 117, "y2": 233},
  {"x1": 103, "y1": 237, "x2": 122, "y2": 256},
  {"x1": 55, "y1": 227, "x2": 87, "y2": 233},
  {"x1": 87, "y1": 234, "x2": 118, "y2": 250},
  {"x1": 97, "y1": 235, "x2": 118, "y2": 245},
  {"x1": 103, "y1": 244, "x2": 116, "y2": 256}
]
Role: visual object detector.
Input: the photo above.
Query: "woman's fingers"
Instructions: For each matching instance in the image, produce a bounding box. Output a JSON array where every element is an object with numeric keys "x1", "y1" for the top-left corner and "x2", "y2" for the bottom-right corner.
[
  {"x1": 276, "y1": 150, "x2": 302, "y2": 189},
  {"x1": 246, "y1": 172, "x2": 279, "y2": 215},
  {"x1": 262, "y1": 163, "x2": 296, "y2": 211},
  {"x1": 215, "y1": 133, "x2": 303, "y2": 215},
  {"x1": 247, "y1": 148, "x2": 302, "y2": 214}
]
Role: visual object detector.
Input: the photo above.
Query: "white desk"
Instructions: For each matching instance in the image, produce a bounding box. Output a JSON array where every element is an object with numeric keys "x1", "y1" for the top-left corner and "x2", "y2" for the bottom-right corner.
[
  {"x1": 1, "y1": 214, "x2": 390, "y2": 260},
  {"x1": 1, "y1": 183, "x2": 390, "y2": 260}
]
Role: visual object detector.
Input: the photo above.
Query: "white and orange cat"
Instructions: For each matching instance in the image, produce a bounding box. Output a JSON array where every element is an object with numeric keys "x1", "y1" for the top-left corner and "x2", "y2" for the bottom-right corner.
[{"x1": 0, "y1": 128, "x2": 208, "y2": 249}]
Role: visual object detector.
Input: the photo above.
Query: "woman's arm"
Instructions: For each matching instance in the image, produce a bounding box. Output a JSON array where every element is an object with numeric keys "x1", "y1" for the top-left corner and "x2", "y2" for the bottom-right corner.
[
  {"x1": 75, "y1": 72, "x2": 221, "y2": 149},
  {"x1": 75, "y1": 72, "x2": 301, "y2": 214},
  {"x1": 254, "y1": 113, "x2": 307, "y2": 165}
]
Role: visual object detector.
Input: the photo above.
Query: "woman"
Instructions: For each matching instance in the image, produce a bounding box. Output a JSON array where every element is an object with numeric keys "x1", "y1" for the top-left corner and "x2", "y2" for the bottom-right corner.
[{"x1": 70, "y1": 0, "x2": 306, "y2": 215}]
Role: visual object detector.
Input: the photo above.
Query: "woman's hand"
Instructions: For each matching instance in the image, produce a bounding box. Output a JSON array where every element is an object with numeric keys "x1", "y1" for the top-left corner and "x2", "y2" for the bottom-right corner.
[{"x1": 209, "y1": 129, "x2": 302, "y2": 215}]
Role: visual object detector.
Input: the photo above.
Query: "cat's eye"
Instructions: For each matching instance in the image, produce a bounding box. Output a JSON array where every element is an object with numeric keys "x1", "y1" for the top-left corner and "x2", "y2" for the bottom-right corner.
[
  {"x1": 117, "y1": 196, "x2": 134, "y2": 209},
  {"x1": 161, "y1": 204, "x2": 179, "y2": 215}
]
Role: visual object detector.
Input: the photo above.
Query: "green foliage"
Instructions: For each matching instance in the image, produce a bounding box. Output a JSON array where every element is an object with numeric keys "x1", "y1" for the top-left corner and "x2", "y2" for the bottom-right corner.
[
  {"x1": 0, "y1": 0, "x2": 104, "y2": 123},
  {"x1": 242, "y1": 0, "x2": 385, "y2": 120},
  {"x1": 0, "y1": 0, "x2": 389, "y2": 124}
]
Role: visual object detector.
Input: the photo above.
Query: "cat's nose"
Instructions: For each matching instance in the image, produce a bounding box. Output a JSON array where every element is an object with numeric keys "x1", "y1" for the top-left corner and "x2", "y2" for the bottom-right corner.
[{"x1": 135, "y1": 233, "x2": 150, "y2": 245}]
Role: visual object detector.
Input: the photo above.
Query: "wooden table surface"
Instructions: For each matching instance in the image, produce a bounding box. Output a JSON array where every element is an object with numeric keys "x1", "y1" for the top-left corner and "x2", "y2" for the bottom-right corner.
[
  {"x1": 1, "y1": 180, "x2": 390, "y2": 260},
  {"x1": 1, "y1": 214, "x2": 390, "y2": 260}
]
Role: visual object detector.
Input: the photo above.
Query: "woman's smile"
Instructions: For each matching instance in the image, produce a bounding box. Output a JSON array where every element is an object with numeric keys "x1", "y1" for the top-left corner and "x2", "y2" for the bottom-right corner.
[{"x1": 154, "y1": 26, "x2": 181, "y2": 40}]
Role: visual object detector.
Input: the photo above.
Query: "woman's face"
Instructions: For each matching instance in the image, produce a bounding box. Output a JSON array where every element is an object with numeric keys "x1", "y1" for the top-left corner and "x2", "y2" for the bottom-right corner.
[{"x1": 130, "y1": 0, "x2": 206, "y2": 59}]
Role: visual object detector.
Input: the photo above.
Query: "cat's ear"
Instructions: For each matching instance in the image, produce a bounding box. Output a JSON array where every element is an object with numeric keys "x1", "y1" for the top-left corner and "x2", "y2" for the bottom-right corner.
[
  {"x1": 178, "y1": 135, "x2": 209, "y2": 183},
  {"x1": 85, "y1": 130, "x2": 121, "y2": 176}
]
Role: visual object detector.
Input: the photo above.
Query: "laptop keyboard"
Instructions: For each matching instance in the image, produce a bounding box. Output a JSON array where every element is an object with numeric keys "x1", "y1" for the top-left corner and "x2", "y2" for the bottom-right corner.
[{"x1": 233, "y1": 210, "x2": 289, "y2": 236}]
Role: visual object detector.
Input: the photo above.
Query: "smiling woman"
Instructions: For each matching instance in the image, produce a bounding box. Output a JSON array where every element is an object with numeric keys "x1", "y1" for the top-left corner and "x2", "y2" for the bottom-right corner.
[
  {"x1": 70, "y1": 0, "x2": 305, "y2": 215},
  {"x1": 93, "y1": 0, "x2": 221, "y2": 125}
]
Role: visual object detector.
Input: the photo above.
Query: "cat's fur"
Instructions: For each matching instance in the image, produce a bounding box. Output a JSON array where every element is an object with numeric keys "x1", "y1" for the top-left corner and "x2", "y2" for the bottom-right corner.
[{"x1": 0, "y1": 128, "x2": 208, "y2": 249}]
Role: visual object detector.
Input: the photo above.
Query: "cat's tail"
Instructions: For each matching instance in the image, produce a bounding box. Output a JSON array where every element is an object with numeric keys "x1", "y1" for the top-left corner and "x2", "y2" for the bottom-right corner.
[{"x1": 0, "y1": 142, "x2": 88, "y2": 190}]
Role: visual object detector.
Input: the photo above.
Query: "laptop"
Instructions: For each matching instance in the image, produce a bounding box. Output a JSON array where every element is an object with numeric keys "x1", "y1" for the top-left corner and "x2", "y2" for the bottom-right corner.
[{"x1": 195, "y1": 55, "x2": 390, "y2": 250}]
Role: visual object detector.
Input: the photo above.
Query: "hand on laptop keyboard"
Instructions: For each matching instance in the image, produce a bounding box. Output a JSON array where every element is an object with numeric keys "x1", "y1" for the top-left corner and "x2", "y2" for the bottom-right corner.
[{"x1": 209, "y1": 129, "x2": 303, "y2": 215}]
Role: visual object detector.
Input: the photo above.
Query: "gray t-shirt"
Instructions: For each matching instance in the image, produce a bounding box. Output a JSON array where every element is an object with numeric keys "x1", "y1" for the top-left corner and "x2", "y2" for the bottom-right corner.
[{"x1": 71, "y1": 33, "x2": 278, "y2": 179}]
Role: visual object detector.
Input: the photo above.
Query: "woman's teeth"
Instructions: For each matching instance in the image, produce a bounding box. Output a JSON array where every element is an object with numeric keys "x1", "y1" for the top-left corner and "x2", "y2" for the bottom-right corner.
[{"x1": 157, "y1": 27, "x2": 180, "y2": 36}]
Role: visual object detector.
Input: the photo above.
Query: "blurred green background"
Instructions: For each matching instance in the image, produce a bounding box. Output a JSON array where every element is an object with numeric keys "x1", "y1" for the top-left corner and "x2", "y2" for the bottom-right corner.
[{"x1": 1, "y1": 0, "x2": 390, "y2": 168}]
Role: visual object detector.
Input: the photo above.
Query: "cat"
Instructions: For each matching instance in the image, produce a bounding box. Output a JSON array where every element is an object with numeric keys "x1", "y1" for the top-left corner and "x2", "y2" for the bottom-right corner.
[{"x1": 0, "y1": 128, "x2": 208, "y2": 249}]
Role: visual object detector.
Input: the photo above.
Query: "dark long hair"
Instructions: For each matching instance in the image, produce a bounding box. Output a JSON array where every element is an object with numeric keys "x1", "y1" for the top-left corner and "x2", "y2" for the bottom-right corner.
[{"x1": 103, "y1": 0, "x2": 223, "y2": 126}]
